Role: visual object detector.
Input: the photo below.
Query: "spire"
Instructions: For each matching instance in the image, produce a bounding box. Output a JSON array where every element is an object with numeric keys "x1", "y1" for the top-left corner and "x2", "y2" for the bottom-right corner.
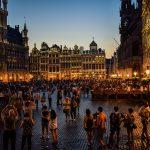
[
  {"x1": 93, "y1": 37, "x2": 94, "y2": 41},
  {"x1": 23, "y1": 17, "x2": 28, "y2": 32},
  {"x1": 2, "y1": 0, "x2": 8, "y2": 11},
  {"x1": 22, "y1": 19, "x2": 29, "y2": 47}
]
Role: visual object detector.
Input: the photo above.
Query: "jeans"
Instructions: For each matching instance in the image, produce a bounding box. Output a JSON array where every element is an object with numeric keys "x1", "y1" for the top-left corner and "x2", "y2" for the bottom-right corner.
[
  {"x1": 21, "y1": 135, "x2": 32, "y2": 150},
  {"x1": 3, "y1": 130, "x2": 16, "y2": 150}
]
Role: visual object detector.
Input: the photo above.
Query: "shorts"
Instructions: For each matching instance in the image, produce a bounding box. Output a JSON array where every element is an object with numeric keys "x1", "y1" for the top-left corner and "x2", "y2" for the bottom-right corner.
[{"x1": 97, "y1": 127, "x2": 106, "y2": 139}]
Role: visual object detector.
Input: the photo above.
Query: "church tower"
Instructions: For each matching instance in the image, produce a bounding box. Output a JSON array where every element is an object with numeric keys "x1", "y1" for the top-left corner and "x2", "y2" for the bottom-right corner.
[
  {"x1": 22, "y1": 22, "x2": 29, "y2": 47},
  {"x1": 0, "y1": 0, "x2": 8, "y2": 42}
]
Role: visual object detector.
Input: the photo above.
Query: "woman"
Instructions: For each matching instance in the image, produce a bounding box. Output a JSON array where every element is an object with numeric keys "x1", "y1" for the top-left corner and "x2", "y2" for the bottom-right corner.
[
  {"x1": 124, "y1": 108, "x2": 136, "y2": 144},
  {"x1": 63, "y1": 97, "x2": 71, "y2": 122},
  {"x1": 83, "y1": 109, "x2": 94, "y2": 146},
  {"x1": 49, "y1": 109, "x2": 58, "y2": 145}
]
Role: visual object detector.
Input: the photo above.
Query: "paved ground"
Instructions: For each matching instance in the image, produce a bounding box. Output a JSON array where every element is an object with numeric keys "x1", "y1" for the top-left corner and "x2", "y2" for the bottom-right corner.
[{"x1": 0, "y1": 90, "x2": 150, "y2": 150}]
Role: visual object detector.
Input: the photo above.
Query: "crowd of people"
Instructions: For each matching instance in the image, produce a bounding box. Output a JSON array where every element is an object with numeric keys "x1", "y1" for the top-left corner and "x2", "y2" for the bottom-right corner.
[
  {"x1": 92, "y1": 78, "x2": 150, "y2": 95},
  {"x1": 0, "y1": 79, "x2": 149, "y2": 150}
]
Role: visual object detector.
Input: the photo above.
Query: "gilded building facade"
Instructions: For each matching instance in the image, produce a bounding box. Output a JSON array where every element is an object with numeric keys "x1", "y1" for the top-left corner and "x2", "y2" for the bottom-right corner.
[
  {"x1": 118, "y1": 0, "x2": 142, "y2": 78},
  {"x1": 142, "y1": 0, "x2": 150, "y2": 76},
  {"x1": 0, "y1": 0, "x2": 30, "y2": 82},
  {"x1": 29, "y1": 40, "x2": 106, "y2": 80}
]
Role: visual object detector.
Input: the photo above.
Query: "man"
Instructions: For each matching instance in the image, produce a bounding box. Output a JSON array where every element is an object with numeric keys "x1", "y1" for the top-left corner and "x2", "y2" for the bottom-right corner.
[
  {"x1": 139, "y1": 101, "x2": 150, "y2": 145},
  {"x1": 108, "y1": 106, "x2": 123, "y2": 147},
  {"x1": 48, "y1": 89, "x2": 52, "y2": 109},
  {"x1": 97, "y1": 106, "x2": 107, "y2": 149},
  {"x1": 20, "y1": 112, "x2": 35, "y2": 150},
  {"x1": 1, "y1": 105, "x2": 18, "y2": 150}
]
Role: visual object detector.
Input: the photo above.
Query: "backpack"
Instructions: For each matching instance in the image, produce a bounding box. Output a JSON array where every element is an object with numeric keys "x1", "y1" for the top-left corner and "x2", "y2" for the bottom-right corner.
[
  {"x1": 86, "y1": 117, "x2": 93, "y2": 129},
  {"x1": 22, "y1": 119, "x2": 33, "y2": 135},
  {"x1": 110, "y1": 113, "x2": 121, "y2": 126}
]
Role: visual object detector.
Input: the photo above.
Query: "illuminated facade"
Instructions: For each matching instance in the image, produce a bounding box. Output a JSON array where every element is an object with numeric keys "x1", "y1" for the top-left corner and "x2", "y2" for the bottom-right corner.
[
  {"x1": 0, "y1": 0, "x2": 30, "y2": 82},
  {"x1": 29, "y1": 40, "x2": 106, "y2": 79},
  {"x1": 118, "y1": 0, "x2": 142, "y2": 78},
  {"x1": 82, "y1": 41, "x2": 106, "y2": 79},
  {"x1": 29, "y1": 44, "x2": 40, "y2": 79},
  {"x1": 142, "y1": 0, "x2": 150, "y2": 76}
]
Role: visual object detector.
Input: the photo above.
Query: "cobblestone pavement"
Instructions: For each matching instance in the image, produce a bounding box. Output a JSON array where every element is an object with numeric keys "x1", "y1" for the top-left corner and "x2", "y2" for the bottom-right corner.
[{"x1": 0, "y1": 91, "x2": 150, "y2": 150}]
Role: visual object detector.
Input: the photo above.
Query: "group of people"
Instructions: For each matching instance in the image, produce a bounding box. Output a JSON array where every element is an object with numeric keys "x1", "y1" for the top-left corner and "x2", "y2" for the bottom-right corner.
[
  {"x1": 92, "y1": 78, "x2": 149, "y2": 96},
  {"x1": 0, "y1": 79, "x2": 149, "y2": 150},
  {"x1": 83, "y1": 101, "x2": 150, "y2": 149}
]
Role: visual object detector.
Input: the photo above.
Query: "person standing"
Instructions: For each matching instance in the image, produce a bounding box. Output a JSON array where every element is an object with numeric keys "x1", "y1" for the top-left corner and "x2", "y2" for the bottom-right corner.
[
  {"x1": 34, "y1": 91, "x2": 40, "y2": 109},
  {"x1": 139, "y1": 101, "x2": 150, "y2": 145},
  {"x1": 108, "y1": 106, "x2": 123, "y2": 147},
  {"x1": 96, "y1": 106, "x2": 107, "y2": 149},
  {"x1": 70, "y1": 97, "x2": 77, "y2": 121},
  {"x1": 83, "y1": 109, "x2": 94, "y2": 147},
  {"x1": 75, "y1": 95, "x2": 80, "y2": 114},
  {"x1": 124, "y1": 108, "x2": 136, "y2": 144},
  {"x1": 20, "y1": 113, "x2": 35, "y2": 150},
  {"x1": 48, "y1": 90, "x2": 52, "y2": 109},
  {"x1": 1, "y1": 106, "x2": 18, "y2": 150},
  {"x1": 41, "y1": 93, "x2": 46, "y2": 106},
  {"x1": 63, "y1": 97, "x2": 71, "y2": 122},
  {"x1": 41, "y1": 105, "x2": 50, "y2": 139},
  {"x1": 49, "y1": 109, "x2": 58, "y2": 145}
]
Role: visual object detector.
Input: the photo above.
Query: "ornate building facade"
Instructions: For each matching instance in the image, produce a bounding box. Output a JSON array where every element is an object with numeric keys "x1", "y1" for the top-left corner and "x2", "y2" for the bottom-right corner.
[
  {"x1": 118, "y1": 0, "x2": 142, "y2": 78},
  {"x1": 29, "y1": 40, "x2": 106, "y2": 80},
  {"x1": 142, "y1": 0, "x2": 150, "y2": 76},
  {"x1": 0, "y1": 0, "x2": 30, "y2": 82}
]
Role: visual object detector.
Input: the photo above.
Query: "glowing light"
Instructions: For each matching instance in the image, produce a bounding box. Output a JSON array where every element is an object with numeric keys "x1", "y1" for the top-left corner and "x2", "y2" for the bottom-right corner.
[
  {"x1": 133, "y1": 72, "x2": 137, "y2": 77},
  {"x1": 146, "y1": 70, "x2": 150, "y2": 75}
]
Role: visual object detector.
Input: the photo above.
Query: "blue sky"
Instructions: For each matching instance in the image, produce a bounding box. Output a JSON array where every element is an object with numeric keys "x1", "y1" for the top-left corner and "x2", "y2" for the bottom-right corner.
[{"x1": 7, "y1": 0, "x2": 126, "y2": 58}]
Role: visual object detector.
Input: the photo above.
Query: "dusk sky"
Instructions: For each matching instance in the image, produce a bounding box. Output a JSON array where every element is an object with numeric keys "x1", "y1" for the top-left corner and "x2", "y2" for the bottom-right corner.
[{"x1": 8, "y1": 0, "x2": 134, "y2": 58}]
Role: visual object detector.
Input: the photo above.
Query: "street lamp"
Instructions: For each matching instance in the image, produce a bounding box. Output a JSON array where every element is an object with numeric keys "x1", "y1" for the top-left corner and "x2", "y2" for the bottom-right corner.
[
  {"x1": 133, "y1": 72, "x2": 137, "y2": 78},
  {"x1": 146, "y1": 70, "x2": 150, "y2": 78},
  {"x1": 127, "y1": 74, "x2": 129, "y2": 78}
]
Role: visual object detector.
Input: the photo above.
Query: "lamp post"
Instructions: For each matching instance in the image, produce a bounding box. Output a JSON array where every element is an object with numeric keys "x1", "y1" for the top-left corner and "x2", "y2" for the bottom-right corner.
[
  {"x1": 146, "y1": 70, "x2": 150, "y2": 78},
  {"x1": 133, "y1": 71, "x2": 137, "y2": 78}
]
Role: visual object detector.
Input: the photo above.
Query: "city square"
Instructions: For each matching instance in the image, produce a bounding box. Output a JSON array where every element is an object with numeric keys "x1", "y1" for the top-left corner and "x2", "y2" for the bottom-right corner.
[{"x1": 0, "y1": 0, "x2": 150, "y2": 150}]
